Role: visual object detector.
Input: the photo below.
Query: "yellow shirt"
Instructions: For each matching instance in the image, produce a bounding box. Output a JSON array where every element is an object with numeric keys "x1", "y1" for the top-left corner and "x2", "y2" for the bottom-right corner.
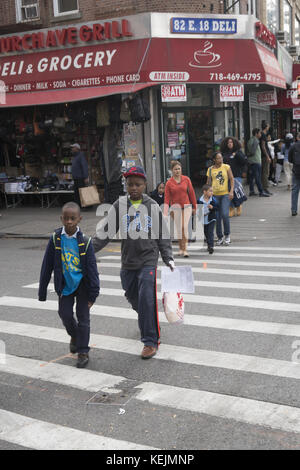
[
  {"x1": 130, "y1": 199, "x2": 142, "y2": 209},
  {"x1": 207, "y1": 164, "x2": 230, "y2": 196}
]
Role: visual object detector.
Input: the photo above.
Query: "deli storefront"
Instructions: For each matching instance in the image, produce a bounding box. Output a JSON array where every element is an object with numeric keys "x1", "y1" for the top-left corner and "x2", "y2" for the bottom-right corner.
[{"x1": 0, "y1": 13, "x2": 287, "y2": 205}]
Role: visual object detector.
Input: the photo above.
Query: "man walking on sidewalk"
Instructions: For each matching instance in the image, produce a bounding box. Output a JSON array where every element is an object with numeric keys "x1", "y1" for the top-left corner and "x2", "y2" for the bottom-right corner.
[
  {"x1": 288, "y1": 132, "x2": 300, "y2": 216},
  {"x1": 260, "y1": 123, "x2": 272, "y2": 196},
  {"x1": 247, "y1": 128, "x2": 270, "y2": 197},
  {"x1": 71, "y1": 143, "x2": 89, "y2": 208}
]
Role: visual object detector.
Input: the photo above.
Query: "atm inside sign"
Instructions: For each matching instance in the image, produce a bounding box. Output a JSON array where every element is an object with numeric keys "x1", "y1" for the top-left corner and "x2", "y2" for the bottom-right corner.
[{"x1": 161, "y1": 84, "x2": 187, "y2": 102}]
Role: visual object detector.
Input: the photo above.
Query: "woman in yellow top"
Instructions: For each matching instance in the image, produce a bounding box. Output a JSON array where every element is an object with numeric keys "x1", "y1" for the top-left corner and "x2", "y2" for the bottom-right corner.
[{"x1": 207, "y1": 152, "x2": 234, "y2": 246}]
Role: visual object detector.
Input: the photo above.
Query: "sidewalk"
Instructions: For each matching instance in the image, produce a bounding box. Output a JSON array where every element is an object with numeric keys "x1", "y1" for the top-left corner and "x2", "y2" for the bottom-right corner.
[{"x1": 0, "y1": 182, "x2": 300, "y2": 243}]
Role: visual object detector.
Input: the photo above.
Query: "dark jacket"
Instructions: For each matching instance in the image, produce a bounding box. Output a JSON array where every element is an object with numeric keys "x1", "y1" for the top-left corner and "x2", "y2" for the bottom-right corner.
[
  {"x1": 223, "y1": 150, "x2": 247, "y2": 178},
  {"x1": 93, "y1": 194, "x2": 173, "y2": 270},
  {"x1": 150, "y1": 189, "x2": 165, "y2": 206},
  {"x1": 288, "y1": 141, "x2": 300, "y2": 177},
  {"x1": 39, "y1": 228, "x2": 100, "y2": 303},
  {"x1": 71, "y1": 151, "x2": 88, "y2": 179},
  {"x1": 198, "y1": 196, "x2": 219, "y2": 223}
]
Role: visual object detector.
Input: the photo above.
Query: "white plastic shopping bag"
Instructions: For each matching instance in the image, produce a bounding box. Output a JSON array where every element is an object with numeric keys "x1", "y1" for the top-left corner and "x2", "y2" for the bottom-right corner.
[{"x1": 162, "y1": 292, "x2": 184, "y2": 324}]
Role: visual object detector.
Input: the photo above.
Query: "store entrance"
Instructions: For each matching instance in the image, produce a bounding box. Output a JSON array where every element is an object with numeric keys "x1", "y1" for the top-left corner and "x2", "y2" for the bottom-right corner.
[
  {"x1": 187, "y1": 109, "x2": 213, "y2": 186},
  {"x1": 163, "y1": 107, "x2": 234, "y2": 186}
]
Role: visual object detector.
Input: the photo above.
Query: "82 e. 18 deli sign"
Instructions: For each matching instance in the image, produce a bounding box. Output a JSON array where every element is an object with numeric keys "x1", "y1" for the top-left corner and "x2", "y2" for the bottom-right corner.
[{"x1": 171, "y1": 18, "x2": 237, "y2": 34}]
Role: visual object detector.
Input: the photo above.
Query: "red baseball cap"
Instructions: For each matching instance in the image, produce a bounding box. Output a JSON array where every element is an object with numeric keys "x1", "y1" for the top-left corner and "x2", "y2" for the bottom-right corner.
[{"x1": 124, "y1": 166, "x2": 147, "y2": 179}]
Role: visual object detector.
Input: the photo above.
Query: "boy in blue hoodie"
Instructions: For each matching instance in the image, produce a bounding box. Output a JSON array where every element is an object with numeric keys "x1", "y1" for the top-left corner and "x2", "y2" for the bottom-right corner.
[
  {"x1": 38, "y1": 202, "x2": 100, "y2": 368},
  {"x1": 198, "y1": 184, "x2": 218, "y2": 254}
]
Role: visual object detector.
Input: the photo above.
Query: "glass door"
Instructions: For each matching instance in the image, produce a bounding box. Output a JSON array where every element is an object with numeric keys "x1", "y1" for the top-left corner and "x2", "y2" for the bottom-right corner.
[
  {"x1": 186, "y1": 109, "x2": 214, "y2": 186},
  {"x1": 162, "y1": 111, "x2": 188, "y2": 179}
]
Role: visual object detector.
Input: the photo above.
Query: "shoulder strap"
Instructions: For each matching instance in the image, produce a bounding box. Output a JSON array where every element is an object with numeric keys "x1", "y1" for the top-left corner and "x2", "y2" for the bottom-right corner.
[
  {"x1": 78, "y1": 235, "x2": 91, "y2": 257},
  {"x1": 52, "y1": 230, "x2": 62, "y2": 251}
]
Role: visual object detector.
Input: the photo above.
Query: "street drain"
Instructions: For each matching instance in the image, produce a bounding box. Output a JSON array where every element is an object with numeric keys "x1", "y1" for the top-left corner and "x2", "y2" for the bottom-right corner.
[{"x1": 86, "y1": 380, "x2": 139, "y2": 406}]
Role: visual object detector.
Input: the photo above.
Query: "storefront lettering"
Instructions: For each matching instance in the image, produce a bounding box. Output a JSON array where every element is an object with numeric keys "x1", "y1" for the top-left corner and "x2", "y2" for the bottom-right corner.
[
  {"x1": 255, "y1": 22, "x2": 276, "y2": 50},
  {"x1": 0, "y1": 20, "x2": 132, "y2": 54},
  {"x1": 0, "y1": 49, "x2": 117, "y2": 77}
]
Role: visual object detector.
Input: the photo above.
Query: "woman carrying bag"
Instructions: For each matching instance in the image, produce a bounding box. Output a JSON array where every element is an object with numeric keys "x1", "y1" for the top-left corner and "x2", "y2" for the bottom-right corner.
[
  {"x1": 220, "y1": 136, "x2": 247, "y2": 217},
  {"x1": 164, "y1": 161, "x2": 197, "y2": 258},
  {"x1": 207, "y1": 152, "x2": 234, "y2": 246}
]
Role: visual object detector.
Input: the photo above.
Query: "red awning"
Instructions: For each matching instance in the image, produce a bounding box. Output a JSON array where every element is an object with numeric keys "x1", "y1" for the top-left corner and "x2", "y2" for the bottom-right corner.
[
  {"x1": 0, "y1": 82, "x2": 156, "y2": 107},
  {"x1": 0, "y1": 37, "x2": 286, "y2": 108},
  {"x1": 142, "y1": 38, "x2": 286, "y2": 89}
]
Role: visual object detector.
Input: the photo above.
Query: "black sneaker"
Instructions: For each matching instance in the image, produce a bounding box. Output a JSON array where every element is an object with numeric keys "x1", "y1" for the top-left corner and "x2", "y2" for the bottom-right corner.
[
  {"x1": 259, "y1": 192, "x2": 270, "y2": 197},
  {"x1": 292, "y1": 211, "x2": 298, "y2": 216},
  {"x1": 77, "y1": 353, "x2": 89, "y2": 368},
  {"x1": 249, "y1": 192, "x2": 258, "y2": 196},
  {"x1": 208, "y1": 247, "x2": 214, "y2": 254},
  {"x1": 264, "y1": 190, "x2": 273, "y2": 195},
  {"x1": 70, "y1": 337, "x2": 77, "y2": 354}
]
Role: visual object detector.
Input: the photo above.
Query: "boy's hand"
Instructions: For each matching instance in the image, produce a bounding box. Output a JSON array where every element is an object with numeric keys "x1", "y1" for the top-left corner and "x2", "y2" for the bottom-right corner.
[
  {"x1": 167, "y1": 260, "x2": 175, "y2": 272},
  {"x1": 88, "y1": 301, "x2": 94, "y2": 309},
  {"x1": 208, "y1": 204, "x2": 213, "y2": 209}
]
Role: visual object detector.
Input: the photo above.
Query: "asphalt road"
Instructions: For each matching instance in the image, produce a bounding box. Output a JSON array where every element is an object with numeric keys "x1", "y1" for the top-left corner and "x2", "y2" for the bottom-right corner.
[{"x1": 1, "y1": 185, "x2": 300, "y2": 451}]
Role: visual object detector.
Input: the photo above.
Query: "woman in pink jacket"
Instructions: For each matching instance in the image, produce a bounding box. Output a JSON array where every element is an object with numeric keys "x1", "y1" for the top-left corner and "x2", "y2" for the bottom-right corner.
[{"x1": 164, "y1": 161, "x2": 197, "y2": 257}]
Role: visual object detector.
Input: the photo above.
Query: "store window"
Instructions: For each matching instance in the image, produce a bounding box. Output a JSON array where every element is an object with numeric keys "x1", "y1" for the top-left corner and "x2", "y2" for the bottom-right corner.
[
  {"x1": 15, "y1": 0, "x2": 40, "y2": 22},
  {"x1": 284, "y1": 0, "x2": 292, "y2": 47},
  {"x1": 226, "y1": 0, "x2": 240, "y2": 14},
  {"x1": 295, "y1": 17, "x2": 300, "y2": 47},
  {"x1": 266, "y1": 0, "x2": 279, "y2": 33},
  {"x1": 53, "y1": 0, "x2": 79, "y2": 16}
]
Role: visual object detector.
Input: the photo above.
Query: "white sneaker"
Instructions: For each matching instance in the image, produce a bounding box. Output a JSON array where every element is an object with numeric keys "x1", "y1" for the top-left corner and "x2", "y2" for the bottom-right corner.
[
  {"x1": 224, "y1": 236, "x2": 231, "y2": 246},
  {"x1": 216, "y1": 237, "x2": 224, "y2": 246}
]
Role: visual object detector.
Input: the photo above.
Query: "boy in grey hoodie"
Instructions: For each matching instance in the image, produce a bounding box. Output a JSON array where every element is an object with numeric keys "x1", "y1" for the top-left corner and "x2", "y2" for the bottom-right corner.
[{"x1": 93, "y1": 166, "x2": 174, "y2": 359}]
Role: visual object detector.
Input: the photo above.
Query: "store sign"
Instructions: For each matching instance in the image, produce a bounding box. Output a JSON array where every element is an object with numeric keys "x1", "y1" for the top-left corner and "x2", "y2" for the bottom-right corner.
[
  {"x1": 161, "y1": 84, "x2": 187, "y2": 102},
  {"x1": 293, "y1": 108, "x2": 300, "y2": 120},
  {"x1": 0, "y1": 39, "x2": 147, "y2": 93},
  {"x1": 255, "y1": 22, "x2": 276, "y2": 50},
  {"x1": 0, "y1": 19, "x2": 133, "y2": 54},
  {"x1": 149, "y1": 71, "x2": 189, "y2": 81},
  {"x1": 220, "y1": 85, "x2": 244, "y2": 102},
  {"x1": 253, "y1": 89, "x2": 277, "y2": 106},
  {"x1": 171, "y1": 17, "x2": 237, "y2": 34},
  {"x1": 0, "y1": 37, "x2": 286, "y2": 97}
]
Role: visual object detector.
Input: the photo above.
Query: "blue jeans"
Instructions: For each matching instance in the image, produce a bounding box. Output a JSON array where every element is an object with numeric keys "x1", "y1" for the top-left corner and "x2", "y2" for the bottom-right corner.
[
  {"x1": 204, "y1": 221, "x2": 215, "y2": 248},
  {"x1": 214, "y1": 194, "x2": 230, "y2": 239},
  {"x1": 120, "y1": 266, "x2": 159, "y2": 347},
  {"x1": 291, "y1": 174, "x2": 300, "y2": 213},
  {"x1": 58, "y1": 281, "x2": 90, "y2": 354},
  {"x1": 249, "y1": 163, "x2": 263, "y2": 194}
]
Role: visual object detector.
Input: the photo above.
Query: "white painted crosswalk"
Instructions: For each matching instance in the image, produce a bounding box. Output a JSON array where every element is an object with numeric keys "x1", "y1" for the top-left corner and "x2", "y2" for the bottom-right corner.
[
  {"x1": 0, "y1": 409, "x2": 157, "y2": 450},
  {"x1": 2, "y1": 244, "x2": 300, "y2": 449},
  {"x1": 23, "y1": 283, "x2": 300, "y2": 314}
]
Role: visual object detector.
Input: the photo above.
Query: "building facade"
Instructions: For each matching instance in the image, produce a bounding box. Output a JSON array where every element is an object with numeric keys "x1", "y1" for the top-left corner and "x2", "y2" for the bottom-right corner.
[{"x1": 0, "y1": 1, "x2": 295, "y2": 202}]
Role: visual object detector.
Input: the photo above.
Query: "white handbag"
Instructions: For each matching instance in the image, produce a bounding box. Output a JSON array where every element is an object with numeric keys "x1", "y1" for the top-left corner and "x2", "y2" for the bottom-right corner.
[{"x1": 162, "y1": 292, "x2": 184, "y2": 324}]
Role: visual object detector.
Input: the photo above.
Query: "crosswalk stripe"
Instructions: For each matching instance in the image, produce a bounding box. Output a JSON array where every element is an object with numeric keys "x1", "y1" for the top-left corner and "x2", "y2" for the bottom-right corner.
[
  {"x1": 23, "y1": 284, "x2": 300, "y2": 314},
  {"x1": 181, "y1": 252, "x2": 300, "y2": 259},
  {"x1": 0, "y1": 354, "x2": 126, "y2": 393},
  {"x1": 100, "y1": 255, "x2": 300, "y2": 268},
  {"x1": 1, "y1": 320, "x2": 300, "y2": 380},
  {"x1": 0, "y1": 409, "x2": 157, "y2": 450},
  {"x1": 97, "y1": 262, "x2": 300, "y2": 279},
  {"x1": 2, "y1": 295, "x2": 300, "y2": 338},
  {"x1": 186, "y1": 246, "x2": 300, "y2": 252},
  {"x1": 135, "y1": 382, "x2": 300, "y2": 435}
]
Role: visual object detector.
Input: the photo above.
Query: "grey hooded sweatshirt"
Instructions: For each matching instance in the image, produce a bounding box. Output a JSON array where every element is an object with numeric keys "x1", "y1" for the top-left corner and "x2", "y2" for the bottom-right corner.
[{"x1": 92, "y1": 194, "x2": 174, "y2": 270}]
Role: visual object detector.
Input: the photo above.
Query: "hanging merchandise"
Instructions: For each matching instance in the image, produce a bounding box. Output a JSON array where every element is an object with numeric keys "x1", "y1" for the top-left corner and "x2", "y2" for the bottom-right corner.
[
  {"x1": 109, "y1": 95, "x2": 122, "y2": 124},
  {"x1": 96, "y1": 100, "x2": 110, "y2": 128},
  {"x1": 129, "y1": 93, "x2": 151, "y2": 123},
  {"x1": 120, "y1": 98, "x2": 131, "y2": 122}
]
